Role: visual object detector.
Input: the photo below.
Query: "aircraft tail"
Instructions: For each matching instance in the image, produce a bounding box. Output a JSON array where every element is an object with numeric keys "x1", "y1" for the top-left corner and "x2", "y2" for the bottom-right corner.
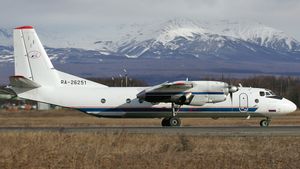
[
  {"x1": 14, "y1": 26, "x2": 57, "y2": 86},
  {"x1": 13, "y1": 26, "x2": 107, "y2": 88}
]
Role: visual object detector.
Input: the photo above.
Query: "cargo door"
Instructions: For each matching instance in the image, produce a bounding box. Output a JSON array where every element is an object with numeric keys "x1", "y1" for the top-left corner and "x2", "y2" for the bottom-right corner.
[{"x1": 239, "y1": 93, "x2": 248, "y2": 112}]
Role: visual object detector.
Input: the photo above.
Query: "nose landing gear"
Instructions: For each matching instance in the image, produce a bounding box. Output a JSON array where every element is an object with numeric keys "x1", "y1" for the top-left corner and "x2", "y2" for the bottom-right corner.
[{"x1": 260, "y1": 118, "x2": 271, "y2": 127}]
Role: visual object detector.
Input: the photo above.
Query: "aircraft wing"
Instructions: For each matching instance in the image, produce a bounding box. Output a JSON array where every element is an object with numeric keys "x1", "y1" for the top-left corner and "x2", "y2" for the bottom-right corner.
[{"x1": 137, "y1": 81, "x2": 194, "y2": 104}]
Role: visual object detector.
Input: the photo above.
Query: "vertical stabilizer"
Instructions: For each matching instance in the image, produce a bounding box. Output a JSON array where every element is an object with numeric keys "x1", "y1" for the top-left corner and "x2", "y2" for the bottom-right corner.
[
  {"x1": 13, "y1": 26, "x2": 107, "y2": 88},
  {"x1": 13, "y1": 26, "x2": 57, "y2": 85},
  {"x1": 14, "y1": 26, "x2": 33, "y2": 80}
]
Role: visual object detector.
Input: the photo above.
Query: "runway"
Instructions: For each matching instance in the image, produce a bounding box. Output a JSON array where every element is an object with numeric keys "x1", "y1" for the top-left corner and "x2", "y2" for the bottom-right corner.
[{"x1": 1, "y1": 126, "x2": 300, "y2": 136}]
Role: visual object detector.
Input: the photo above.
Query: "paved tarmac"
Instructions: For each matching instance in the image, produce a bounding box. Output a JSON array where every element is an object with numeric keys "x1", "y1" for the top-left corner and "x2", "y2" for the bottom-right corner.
[{"x1": 0, "y1": 126, "x2": 300, "y2": 136}]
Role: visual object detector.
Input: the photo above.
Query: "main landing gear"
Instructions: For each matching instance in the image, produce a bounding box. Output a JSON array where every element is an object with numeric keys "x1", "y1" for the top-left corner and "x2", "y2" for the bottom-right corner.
[
  {"x1": 161, "y1": 103, "x2": 182, "y2": 127},
  {"x1": 161, "y1": 117, "x2": 181, "y2": 127},
  {"x1": 260, "y1": 117, "x2": 271, "y2": 127}
]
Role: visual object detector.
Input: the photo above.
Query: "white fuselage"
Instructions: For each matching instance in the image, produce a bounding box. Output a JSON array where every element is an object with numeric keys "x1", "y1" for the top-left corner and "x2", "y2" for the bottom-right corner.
[{"x1": 14, "y1": 85, "x2": 297, "y2": 118}]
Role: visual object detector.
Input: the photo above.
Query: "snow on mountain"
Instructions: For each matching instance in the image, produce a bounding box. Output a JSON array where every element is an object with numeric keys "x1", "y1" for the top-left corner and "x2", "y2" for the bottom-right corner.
[
  {"x1": 0, "y1": 28, "x2": 13, "y2": 63},
  {"x1": 92, "y1": 19, "x2": 300, "y2": 59},
  {"x1": 0, "y1": 28, "x2": 13, "y2": 46},
  {"x1": 212, "y1": 21, "x2": 300, "y2": 51},
  {"x1": 1, "y1": 19, "x2": 300, "y2": 64}
]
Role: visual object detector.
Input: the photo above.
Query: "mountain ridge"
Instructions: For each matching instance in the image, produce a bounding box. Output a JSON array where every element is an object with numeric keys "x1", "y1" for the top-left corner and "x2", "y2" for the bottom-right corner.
[{"x1": 1, "y1": 19, "x2": 300, "y2": 64}]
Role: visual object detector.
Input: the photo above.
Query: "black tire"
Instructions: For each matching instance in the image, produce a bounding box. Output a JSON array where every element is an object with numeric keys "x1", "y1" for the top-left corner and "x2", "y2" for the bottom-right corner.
[
  {"x1": 260, "y1": 119, "x2": 269, "y2": 127},
  {"x1": 168, "y1": 117, "x2": 181, "y2": 127},
  {"x1": 161, "y1": 118, "x2": 170, "y2": 127}
]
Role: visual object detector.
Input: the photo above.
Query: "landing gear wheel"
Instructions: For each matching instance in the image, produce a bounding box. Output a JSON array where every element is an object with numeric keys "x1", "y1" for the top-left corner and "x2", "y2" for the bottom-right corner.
[
  {"x1": 260, "y1": 119, "x2": 270, "y2": 127},
  {"x1": 161, "y1": 103, "x2": 182, "y2": 127},
  {"x1": 161, "y1": 118, "x2": 170, "y2": 127},
  {"x1": 168, "y1": 117, "x2": 181, "y2": 127}
]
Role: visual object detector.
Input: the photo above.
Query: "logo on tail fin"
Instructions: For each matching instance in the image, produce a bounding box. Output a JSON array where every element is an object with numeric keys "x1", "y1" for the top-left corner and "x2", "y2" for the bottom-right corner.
[{"x1": 28, "y1": 51, "x2": 41, "y2": 59}]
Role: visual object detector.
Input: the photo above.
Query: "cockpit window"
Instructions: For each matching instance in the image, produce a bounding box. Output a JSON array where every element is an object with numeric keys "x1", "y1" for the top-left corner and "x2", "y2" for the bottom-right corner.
[
  {"x1": 265, "y1": 90, "x2": 283, "y2": 100},
  {"x1": 266, "y1": 90, "x2": 275, "y2": 96},
  {"x1": 269, "y1": 91, "x2": 275, "y2": 95},
  {"x1": 259, "y1": 91, "x2": 265, "y2": 96}
]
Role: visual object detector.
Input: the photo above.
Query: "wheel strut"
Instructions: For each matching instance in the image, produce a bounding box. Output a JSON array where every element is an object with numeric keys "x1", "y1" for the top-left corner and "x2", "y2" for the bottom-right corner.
[{"x1": 171, "y1": 102, "x2": 181, "y2": 117}]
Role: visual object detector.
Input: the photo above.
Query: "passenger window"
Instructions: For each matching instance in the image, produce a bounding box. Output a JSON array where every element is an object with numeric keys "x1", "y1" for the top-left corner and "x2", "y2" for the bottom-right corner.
[
  {"x1": 266, "y1": 92, "x2": 271, "y2": 96},
  {"x1": 259, "y1": 91, "x2": 265, "y2": 96}
]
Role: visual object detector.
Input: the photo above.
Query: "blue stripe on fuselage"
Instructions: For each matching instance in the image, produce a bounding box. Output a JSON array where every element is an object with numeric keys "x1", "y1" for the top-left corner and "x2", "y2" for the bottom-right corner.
[
  {"x1": 78, "y1": 107, "x2": 258, "y2": 112},
  {"x1": 147, "y1": 92, "x2": 224, "y2": 96}
]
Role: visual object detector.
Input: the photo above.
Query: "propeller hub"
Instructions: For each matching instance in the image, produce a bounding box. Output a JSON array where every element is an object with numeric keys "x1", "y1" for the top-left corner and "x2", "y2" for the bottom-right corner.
[{"x1": 229, "y1": 86, "x2": 238, "y2": 93}]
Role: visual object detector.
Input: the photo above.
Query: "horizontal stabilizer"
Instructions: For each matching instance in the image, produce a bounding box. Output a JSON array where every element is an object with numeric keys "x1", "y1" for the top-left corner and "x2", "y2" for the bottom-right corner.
[
  {"x1": 0, "y1": 87, "x2": 16, "y2": 95},
  {"x1": 0, "y1": 87, "x2": 17, "y2": 99},
  {"x1": 9, "y1": 76, "x2": 41, "y2": 88}
]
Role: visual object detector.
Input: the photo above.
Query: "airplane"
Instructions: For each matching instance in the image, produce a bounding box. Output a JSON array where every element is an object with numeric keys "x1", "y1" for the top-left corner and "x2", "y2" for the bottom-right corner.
[{"x1": 4, "y1": 26, "x2": 297, "y2": 127}]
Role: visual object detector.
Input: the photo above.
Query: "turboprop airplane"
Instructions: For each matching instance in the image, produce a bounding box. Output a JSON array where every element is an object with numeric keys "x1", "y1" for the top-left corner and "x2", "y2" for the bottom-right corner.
[{"x1": 5, "y1": 26, "x2": 297, "y2": 127}]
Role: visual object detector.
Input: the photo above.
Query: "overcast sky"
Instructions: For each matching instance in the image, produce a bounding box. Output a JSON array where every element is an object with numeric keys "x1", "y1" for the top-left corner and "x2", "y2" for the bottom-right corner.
[{"x1": 1, "y1": 0, "x2": 300, "y2": 40}]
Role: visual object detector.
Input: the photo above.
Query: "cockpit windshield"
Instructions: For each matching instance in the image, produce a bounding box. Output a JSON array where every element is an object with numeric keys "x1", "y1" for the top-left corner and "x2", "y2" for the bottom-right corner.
[
  {"x1": 268, "y1": 90, "x2": 276, "y2": 95},
  {"x1": 259, "y1": 90, "x2": 282, "y2": 100}
]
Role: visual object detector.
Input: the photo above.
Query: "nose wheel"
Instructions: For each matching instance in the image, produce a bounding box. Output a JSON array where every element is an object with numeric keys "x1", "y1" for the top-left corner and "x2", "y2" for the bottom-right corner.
[{"x1": 260, "y1": 118, "x2": 271, "y2": 127}]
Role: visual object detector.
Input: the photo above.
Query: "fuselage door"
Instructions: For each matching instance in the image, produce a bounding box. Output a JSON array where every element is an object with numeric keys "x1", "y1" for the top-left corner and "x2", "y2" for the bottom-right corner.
[{"x1": 239, "y1": 93, "x2": 248, "y2": 112}]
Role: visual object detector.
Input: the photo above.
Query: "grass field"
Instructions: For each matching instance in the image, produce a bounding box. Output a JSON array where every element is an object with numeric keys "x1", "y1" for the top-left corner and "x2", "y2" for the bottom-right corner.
[
  {"x1": 0, "y1": 109, "x2": 300, "y2": 169},
  {"x1": 0, "y1": 132, "x2": 300, "y2": 169}
]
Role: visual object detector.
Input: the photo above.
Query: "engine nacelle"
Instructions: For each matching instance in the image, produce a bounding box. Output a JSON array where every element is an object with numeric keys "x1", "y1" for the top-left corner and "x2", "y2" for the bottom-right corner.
[
  {"x1": 189, "y1": 94, "x2": 227, "y2": 106},
  {"x1": 137, "y1": 81, "x2": 238, "y2": 106},
  {"x1": 170, "y1": 92, "x2": 194, "y2": 105},
  {"x1": 188, "y1": 81, "x2": 230, "y2": 106}
]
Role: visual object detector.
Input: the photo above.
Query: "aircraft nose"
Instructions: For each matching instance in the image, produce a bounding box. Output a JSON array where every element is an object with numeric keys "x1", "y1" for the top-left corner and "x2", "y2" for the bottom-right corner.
[{"x1": 282, "y1": 98, "x2": 297, "y2": 113}]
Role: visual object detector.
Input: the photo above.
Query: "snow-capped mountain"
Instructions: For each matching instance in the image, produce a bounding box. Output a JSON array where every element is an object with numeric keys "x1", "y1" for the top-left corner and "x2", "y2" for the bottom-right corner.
[
  {"x1": 1, "y1": 19, "x2": 300, "y2": 84},
  {"x1": 0, "y1": 28, "x2": 13, "y2": 47},
  {"x1": 1, "y1": 19, "x2": 300, "y2": 64},
  {"x1": 94, "y1": 19, "x2": 300, "y2": 60}
]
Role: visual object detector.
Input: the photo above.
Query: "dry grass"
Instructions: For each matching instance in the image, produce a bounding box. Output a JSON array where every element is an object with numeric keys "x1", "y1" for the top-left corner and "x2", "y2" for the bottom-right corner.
[
  {"x1": 0, "y1": 132, "x2": 300, "y2": 169},
  {"x1": 0, "y1": 110, "x2": 300, "y2": 169},
  {"x1": 0, "y1": 109, "x2": 299, "y2": 127}
]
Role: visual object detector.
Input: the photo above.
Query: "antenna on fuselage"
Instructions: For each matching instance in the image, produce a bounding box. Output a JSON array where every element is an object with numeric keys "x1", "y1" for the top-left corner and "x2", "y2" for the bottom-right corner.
[{"x1": 246, "y1": 115, "x2": 251, "y2": 119}]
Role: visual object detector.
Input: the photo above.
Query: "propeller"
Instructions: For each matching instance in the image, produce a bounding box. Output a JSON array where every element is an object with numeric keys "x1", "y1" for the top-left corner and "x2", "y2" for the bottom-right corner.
[{"x1": 228, "y1": 85, "x2": 239, "y2": 104}]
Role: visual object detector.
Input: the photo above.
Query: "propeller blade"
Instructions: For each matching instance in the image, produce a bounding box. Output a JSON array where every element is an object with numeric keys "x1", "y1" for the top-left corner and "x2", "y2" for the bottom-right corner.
[{"x1": 230, "y1": 92, "x2": 233, "y2": 105}]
